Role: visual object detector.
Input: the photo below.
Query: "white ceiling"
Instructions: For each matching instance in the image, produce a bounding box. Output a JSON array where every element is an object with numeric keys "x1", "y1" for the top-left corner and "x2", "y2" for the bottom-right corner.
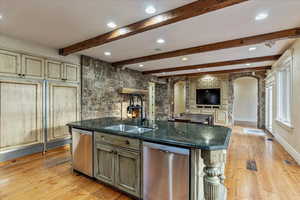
[
  {"x1": 154, "y1": 61, "x2": 275, "y2": 77},
  {"x1": 0, "y1": 0, "x2": 300, "y2": 76},
  {"x1": 0, "y1": 0, "x2": 194, "y2": 48}
]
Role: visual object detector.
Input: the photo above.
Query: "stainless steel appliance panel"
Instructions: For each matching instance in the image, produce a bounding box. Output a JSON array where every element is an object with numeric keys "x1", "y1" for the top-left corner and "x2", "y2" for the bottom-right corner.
[
  {"x1": 72, "y1": 128, "x2": 93, "y2": 177},
  {"x1": 143, "y1": 142, "x2": 190, "y2": 200}
]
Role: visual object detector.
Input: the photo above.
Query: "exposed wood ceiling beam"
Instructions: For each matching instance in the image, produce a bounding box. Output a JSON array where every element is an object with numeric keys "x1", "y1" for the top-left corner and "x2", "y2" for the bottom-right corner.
[
  {"x1": 143, "y1": 54, "x2": 280, "y2": 74},
  {"x1": 59, "y1": 0, "x2": 248, "y2": 56},
  {"x1": 159, "y1": 66, "x2": 271, "y2": 78},
  {"x1": 113, "y1": 28, "x2": 300, "y2": 66}
]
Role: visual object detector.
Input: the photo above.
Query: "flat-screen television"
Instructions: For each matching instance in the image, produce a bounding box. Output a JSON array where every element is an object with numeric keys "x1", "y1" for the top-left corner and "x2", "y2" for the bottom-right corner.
[{"x1": 196, "y1": 88, "x2": 221, "y2": 105}]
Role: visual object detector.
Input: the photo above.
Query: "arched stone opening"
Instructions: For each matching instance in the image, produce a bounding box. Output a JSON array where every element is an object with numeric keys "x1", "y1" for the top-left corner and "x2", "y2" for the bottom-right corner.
[{"x1": 228, "y1": 71, "x2": 266, "y2": 128}]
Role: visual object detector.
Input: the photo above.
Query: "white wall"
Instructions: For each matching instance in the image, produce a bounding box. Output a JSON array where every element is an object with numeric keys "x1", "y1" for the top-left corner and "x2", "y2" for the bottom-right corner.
[
  {"x1": 233, "y1": 77, "x2": 258, "y2": 122},
  {"x1": 0, "y1": 34, "x2": 80, "y2": 64},
  {"x1": 269, "y1": 39, "x2": 300, "y2": 164}
]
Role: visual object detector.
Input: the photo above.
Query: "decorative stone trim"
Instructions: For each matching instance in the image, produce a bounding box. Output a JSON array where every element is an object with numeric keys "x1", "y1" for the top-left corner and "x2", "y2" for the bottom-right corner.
[{"x1": 228, "y1": 71, "x2": 266, "y2": 128}]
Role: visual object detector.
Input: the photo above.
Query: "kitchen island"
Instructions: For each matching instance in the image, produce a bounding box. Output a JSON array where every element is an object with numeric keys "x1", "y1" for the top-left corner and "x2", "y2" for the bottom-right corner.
[{"x1": 67, "y1": 118, "x2": 231, "y2": 200}]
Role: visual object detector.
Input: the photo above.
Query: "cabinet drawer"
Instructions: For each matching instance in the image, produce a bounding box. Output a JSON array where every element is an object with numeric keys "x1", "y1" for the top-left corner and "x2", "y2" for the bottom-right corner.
[{"x1": 95, "y1": 132, "x2": 140, "y2": 150}]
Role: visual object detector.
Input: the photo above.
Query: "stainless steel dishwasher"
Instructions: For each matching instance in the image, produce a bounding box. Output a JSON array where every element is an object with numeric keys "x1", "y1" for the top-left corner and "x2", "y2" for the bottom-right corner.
[
  {"x1": 72, "y1": 128, "x2": 93, "y2": 177},
  {"x1": 143, "y1": 142, "x2": 190, "y2": 200}
]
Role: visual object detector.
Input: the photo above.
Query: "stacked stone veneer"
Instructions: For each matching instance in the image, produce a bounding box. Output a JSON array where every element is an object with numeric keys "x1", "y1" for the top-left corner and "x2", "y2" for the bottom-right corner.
[
  {"x1": 168, "y1": 71, "x2": 266, "y2": 128},
  {"x1": 81, "y1": 55, "x2": 169, "y2": 120}
]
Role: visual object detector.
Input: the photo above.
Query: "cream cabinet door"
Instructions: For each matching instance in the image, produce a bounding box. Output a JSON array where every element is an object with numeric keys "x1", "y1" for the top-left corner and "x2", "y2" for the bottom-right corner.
[
  {"x1": 45, "y1": 60, "x2": 64, "y2": 81},
  {"x1": 64, "y1": 63, "x2": 79, "y2": 83},
  {"x1": 22, "y1": 55, "x2": 45, "y2": 79},
  {"x1": 115, "y1": 148, "x2": 141, "y2": 197},
  {"x1": 94, "y1": 143, "x2": 115, "y2": 185},
  {"x1": 47, "y1": 82, "x2": 80, "y2": 141},
  {"x1": 0, "y1": 80, "x2": 43, "y2": 151},
  {"x1": 215, "y1": 110, "x2": 227, "y2": 125},
  {"x1": 0, "y1": 50, "x2": 21, "y2": 78}
]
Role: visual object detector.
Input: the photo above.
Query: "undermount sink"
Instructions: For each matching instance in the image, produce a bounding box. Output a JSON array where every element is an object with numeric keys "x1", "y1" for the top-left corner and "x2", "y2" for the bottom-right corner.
[{"x1": 103, "y1": 124, "x2": 152, "y2": 134}]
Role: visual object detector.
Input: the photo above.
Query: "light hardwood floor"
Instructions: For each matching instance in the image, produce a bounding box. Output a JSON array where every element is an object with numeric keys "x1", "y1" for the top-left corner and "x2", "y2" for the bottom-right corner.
[{"x1": 0, "y1": 126, "x2": 300, "y2": 200}]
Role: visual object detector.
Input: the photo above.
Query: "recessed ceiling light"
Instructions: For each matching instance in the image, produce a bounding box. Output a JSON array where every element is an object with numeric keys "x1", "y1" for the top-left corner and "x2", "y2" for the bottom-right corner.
[
  {"x1": 181, "y1": 57, "x2": 188, "y2": 61},
  {"x1": 249, "y1": 47, "x2": 257, "y2": 51},
  {"x1": 0, "y1": 14, "x2": 3, "y2": 20},
  {"x1": 145, "y1": 6, "x2": 156, "y2": 14},
  {"x1": 119, "y1": 28, "x2": 127, "y2": 35},
  {"x1": 107, "y1": 22, "x2": 117, "y2": 28},
  {"x1": 255, "y1": 12, "x2": 268, "y2": 21},
  {"x1": 156, "y1": 38, "x2": 165, "y2": 44},
  {"x1": 154, "y1": 15, "x2": 164, "y2": 23},
  {"x1": 139, "y1": 64, "x2": 144, "y2": 67},
  {"x1": 246, "y1": 63, "x2": 251, "y2": 66},
  {"x1": 104, "y1": 51, "x2": 111, "y2": 56},
  {"x1": 197, "y1": 69, "x2": 201, "y2": 71}
]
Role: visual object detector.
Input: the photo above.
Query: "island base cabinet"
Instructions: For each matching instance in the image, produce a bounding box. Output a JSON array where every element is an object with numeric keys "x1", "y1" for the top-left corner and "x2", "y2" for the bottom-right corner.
[
  {"x1": 94, "y1": 141, "x2": 141, "y2": 198},
  {"x1": 94, "y1": 143, "x2": 115, "y2": 185},
  {"x1": 115, "y1": 149, "x2": 140, "y2": 197}
]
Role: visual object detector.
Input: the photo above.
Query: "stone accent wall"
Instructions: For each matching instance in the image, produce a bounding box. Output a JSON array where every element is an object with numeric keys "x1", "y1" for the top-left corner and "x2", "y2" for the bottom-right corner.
[
  {"x1": 155, "y1": 84, "x2": 169, "y2": 120},
  {"x1": 167, "y1": 72, "x2": 266, "y2": 128},
  {"x1": 228, "y1": 71, "x2": 266, "y2": 128},
  {"x1": 81, "y1": 55, "x2": 169, "y2": 120}
]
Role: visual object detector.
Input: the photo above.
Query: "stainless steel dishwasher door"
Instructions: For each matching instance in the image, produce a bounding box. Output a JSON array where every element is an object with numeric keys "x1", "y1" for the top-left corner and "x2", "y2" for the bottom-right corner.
[
  {"x1": 72, "y1": 128, "x2": 93, "y2": 177},
  {"x1": 143, "y1": 142, "x2": 190, "y2": 200}
]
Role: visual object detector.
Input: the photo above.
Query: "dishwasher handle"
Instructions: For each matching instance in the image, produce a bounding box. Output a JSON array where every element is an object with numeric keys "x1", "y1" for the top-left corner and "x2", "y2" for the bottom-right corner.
[
  {"x1": 72, "y1": 128, "x2": 93, "y2": 135},
  {"x1": 143, "y1": 142, "x2": 190, "y2": 156}
]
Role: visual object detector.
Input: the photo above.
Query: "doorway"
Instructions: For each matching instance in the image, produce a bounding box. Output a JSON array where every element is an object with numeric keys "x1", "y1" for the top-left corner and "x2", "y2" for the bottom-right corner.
[
  {"x1": 174, "y1": 81, "x2": 186, "y2": 115},
  {"x1": 233, "y1": 77, "x2": 258, "y2": 127}
]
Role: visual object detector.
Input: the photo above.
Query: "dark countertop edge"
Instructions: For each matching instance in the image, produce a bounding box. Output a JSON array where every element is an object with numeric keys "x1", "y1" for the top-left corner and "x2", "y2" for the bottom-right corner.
[{"x1": 67, "y1": 123, "x2": 232, "y2": 151}]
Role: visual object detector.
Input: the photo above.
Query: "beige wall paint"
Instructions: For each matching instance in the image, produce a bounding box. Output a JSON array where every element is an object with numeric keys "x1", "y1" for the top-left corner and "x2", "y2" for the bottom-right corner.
[
  {"x1": 233, "y1": 77, "x2": 258, "y2": 122},
  {"x1": 0, "y1": 34, "x2": 80, "y2": 64},
  {"x1": 269, "y1": 39, "x2": 300, "y2": 164},
  {"x1": 174, "y1": 81, "x2": 186, "y2": 115}
]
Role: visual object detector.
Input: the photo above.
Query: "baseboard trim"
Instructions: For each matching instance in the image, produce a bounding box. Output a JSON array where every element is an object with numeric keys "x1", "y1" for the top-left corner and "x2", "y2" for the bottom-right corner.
[
  {"x1": 273, "y1": 132, "x2": 300, "y2": 165},
  {"x1": 0, "y1": 139, "x2": 71, "y2": 162},
  {"x1": 0, "y1": 144, "x2": 43, "y2": 162},
  {"x1": 234, "y1": 120, "x2": 257, "y2": 128},
  {"x1": 46, "y1": 139, "x2": 71, "y2": 151}
]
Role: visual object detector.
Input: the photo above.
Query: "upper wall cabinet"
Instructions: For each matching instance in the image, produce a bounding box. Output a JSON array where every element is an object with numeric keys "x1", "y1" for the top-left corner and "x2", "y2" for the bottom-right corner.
[
  {"x1": 46, "y1": 60, "x2": 64, "y2": 81},
  {"x1": 0, "y1": 49, "x2": 80, "y2": 82},
  {"x1": 0, "y1": 50, "x2": 21, "y2": 78},
  {"x1": 22, "y1": 55, "x2": 45, "y2": 79},
  {"x1": 46, "y1": 60, "x2": 79, "y2": 83},
  {"x1": 64, "y1": 63, "x2": 80, "y2": 82}
]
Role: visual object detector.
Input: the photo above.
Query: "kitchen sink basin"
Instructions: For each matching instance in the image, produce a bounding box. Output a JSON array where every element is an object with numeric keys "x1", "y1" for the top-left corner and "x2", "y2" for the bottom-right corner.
[{"x1": 103, "y1": 124, "x2": 152, "y2": 134}]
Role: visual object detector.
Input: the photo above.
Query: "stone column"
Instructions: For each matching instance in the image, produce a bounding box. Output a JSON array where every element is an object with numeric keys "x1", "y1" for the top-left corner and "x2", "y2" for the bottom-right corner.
[{"x1": 201, "y1": 149, "x2": 227, "y2": 200}]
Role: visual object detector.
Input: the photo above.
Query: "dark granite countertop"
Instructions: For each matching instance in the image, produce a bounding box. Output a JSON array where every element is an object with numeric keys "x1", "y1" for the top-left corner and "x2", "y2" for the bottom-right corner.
[{"x1": 67, "y1": 118, "x2": 231, "y2": 150}]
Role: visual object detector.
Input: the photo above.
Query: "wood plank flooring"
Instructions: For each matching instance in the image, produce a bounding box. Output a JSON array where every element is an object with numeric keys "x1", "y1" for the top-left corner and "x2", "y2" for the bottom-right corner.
[{"x1": 0, "y1": 126, "x2": 300, "y2": 200}]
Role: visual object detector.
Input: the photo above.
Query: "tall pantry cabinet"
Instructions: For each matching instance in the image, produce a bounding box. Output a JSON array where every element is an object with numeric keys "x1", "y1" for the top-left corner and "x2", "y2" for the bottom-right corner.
[{"x1": 0, "y1": 49, "x2": 80, "y2": 161}]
